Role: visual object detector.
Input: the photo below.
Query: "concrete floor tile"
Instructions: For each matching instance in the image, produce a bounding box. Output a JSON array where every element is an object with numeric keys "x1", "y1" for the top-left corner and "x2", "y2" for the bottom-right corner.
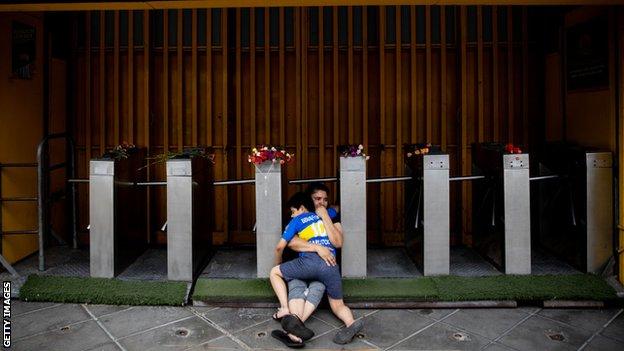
[
  {"x1": 83, "y1": 342, "x2": 123, "y2": 351},
  {"x1": 11, "y1": 320, "x2": 112, "y2": 351},
  {"x1": 199, "y1": 307, "x2": 274, "y2": 333},
  {"x1": 187, "y1": 335, "x2": 245, "y2": 350},
  {"x1": 11, "y1": 300, "x2": 60, "y2": 316},
  {"x1": 498, "y1": 315, "x2": 593, "y2": 351},
  {"x1": 304, "y1": 332, "x2": 378, "y2": 350},
  {"x1": 12, "y1": 303, "x2": 92, "y2": 339},
  {"x1": 100, "y1": 305, "x2": 194, "y2": 339},
  {"x1": 481, "y1": 342, "x2": 517, "y2": 351},
  {"x1": 583, "y1": 335, "x2": 624, "y2": 351},
  {"x1": 442, "y1": 308, "x2": 532, "y2": 340},
  {"x1": 598, "y1": 311, "x2": 624, "y2": 343},
  {"x1": 357, "y1": 309, "x2": 435, "y2": 348},
  {"x1": 118, "y1": 316, "x2": 223, "y2": 351},
  {"x1": 409, "y1": 308, "x2": 458, "y2": 321},
  {"x1": 538, "y1": 309, "x2": 620, "y2": 333},
  {"x1": 83, "y1": 304, "x2": 134, "y2": 318},
  {"x1": 390, "y1": 322, "x2": 491, "y2": 351}
]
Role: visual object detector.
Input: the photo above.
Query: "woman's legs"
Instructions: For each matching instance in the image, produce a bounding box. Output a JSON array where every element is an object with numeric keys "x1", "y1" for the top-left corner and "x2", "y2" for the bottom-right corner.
[{"x1": 328, "y1": 298, "x2": 355, "y2": 327}]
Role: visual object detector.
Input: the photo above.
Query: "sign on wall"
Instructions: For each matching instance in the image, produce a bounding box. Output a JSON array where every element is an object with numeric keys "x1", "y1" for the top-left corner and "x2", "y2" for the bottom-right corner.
[
  {"x1": 566, "y1": 15, "x2": 609, "y2": 91},
  {"x1": 11, "y1": 21, "x2": 36, "y2": 79}
]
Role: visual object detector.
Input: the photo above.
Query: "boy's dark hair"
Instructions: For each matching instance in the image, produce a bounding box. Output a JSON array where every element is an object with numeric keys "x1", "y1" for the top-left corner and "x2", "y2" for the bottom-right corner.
[
  {"x1": 305, "y1": 182, "x2": 330, "y2": 196},
  {"x1": 287, "y1": 192, "x2": 315, "y2": 212}
]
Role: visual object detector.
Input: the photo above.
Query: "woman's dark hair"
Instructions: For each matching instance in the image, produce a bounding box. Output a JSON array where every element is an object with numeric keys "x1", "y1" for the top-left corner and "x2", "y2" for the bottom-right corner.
[
  {"x1": 305, "y1": 182, "x2": 330, "y2": 196},
  {"x1": 287, "y1": 192, "x2": 315, "y2": 212}
]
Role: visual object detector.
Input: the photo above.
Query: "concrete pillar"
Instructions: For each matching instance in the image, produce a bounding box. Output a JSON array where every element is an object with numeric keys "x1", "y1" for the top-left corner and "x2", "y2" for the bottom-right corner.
[
  {"x1": 422, "y1": 154, "x2": 450, "y2": 276},
  {"x1": 89, "y1": 160, "x2": 115, "y2": 278},
  {"x1": 255, "y1": 161, "x2": 283, "y2": 278},
  {"x1": 585, "y1": 152, "x2": 613, "y2": 273},
  {"x1": 339, "y1": 156, "x2": 367, "y2": 277},
  {"x1": 502, "y1": 153, "x2": 531, "y2": 275}
]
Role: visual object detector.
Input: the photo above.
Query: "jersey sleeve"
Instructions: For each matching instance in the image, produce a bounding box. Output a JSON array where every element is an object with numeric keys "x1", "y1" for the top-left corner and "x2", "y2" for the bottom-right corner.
[{"x1": 282, "y1": 218, "x2": 299, "y2": 242}]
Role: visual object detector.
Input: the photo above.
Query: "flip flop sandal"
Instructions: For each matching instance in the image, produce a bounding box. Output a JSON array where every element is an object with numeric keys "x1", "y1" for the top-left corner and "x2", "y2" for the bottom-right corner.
[
  {"x1": 272, "y1": 312, "x2": 283, "y2": 322},
  {"x1": 281, "y1": 314, "x2": 315, "y2": 341},
  {"x1": 271, "y1": 330, "x2": 304, "y2": 349},
  {"x1": 333, "y1": 319, "x2": 364, "y2": 345}
]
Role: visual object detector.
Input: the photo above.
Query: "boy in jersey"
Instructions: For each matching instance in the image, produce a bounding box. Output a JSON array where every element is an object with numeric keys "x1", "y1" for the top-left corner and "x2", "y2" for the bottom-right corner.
[{"x1": 270, "y1": 192, "x2": 363, "y2": 346}]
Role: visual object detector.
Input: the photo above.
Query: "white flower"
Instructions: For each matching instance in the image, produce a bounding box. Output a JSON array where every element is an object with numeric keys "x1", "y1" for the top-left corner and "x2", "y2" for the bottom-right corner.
[
  {"x1": 407, "y1": 152, "x2": 413, "y2": 157},
  {"x1": 271, "y1": 147, "x2": 277, "y2": 152},
  {"x1": 357, "y1": 149, "x2": 361, "y2": 155},
  {"x1": 358, "y1": 144, "x2": 364, "y2": 150}
]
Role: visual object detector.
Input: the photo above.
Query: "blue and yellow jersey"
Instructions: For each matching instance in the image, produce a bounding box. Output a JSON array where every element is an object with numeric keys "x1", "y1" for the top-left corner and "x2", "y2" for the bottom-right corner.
[{"x1": 282, "y1": 209, "x2": 339, "y2": 257}]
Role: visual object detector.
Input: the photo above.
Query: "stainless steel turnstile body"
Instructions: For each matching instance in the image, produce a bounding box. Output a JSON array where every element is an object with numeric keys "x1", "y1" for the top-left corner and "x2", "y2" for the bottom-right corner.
[
  {"x1": 89, "y1": 151, "x2": 147, "y2": 278},
  {"x1": 255, "y1": 161, "x2": 283, "y2": 278},
  {"x1": 405, "y1": 152, "x2": 450, "y2": 276},
  {"x1": 535, "y1": 145, "x2": 613, "y2": 273},
  {"x1": 472, "y1": 144, "x2": 531, "y2": 275},
  {"x1": 166, "y1": 157, "x2": 213, "y2": 281},
  {"x1": 339, "y1": 156, "x2": 367, "y2": 277}
]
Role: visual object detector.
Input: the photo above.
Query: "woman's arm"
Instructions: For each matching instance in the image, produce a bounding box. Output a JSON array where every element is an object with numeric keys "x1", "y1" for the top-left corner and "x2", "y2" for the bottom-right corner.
[{"x1": 317, "y1": 207, "x2": 343, "y2": 248}]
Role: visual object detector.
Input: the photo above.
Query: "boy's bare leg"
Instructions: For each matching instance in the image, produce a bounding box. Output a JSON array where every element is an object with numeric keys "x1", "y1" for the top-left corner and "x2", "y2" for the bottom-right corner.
[
  {"x1": 328, "y1": 298, "x2": 355, "y2": 327},
  {"x1": 269, "y1": 266, "x2": 290, "y2": 318},
  {"x1": 300, "y1": 301, "x2": 318, "y2": 322},
  {"x1": 288, "y1": 298, "x2": 305, "y2": 320}
]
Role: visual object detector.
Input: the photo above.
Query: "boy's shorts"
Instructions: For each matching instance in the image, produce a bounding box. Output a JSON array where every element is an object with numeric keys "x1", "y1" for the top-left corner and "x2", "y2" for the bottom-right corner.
[
  {"x1": 280, "y1": 254, "x2": 343, "y2": 300},
  {"x1": 287, "y1": 280, "x2": 325, "y2": 307}
]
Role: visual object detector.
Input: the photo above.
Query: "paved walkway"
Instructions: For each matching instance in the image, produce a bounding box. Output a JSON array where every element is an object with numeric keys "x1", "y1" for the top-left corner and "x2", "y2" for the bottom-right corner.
[{"x1": 8, "y1": 300, "x2": 624, "y2": 350}]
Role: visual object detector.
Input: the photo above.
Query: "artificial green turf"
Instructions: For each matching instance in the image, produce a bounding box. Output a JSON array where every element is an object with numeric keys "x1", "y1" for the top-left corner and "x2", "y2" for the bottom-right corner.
[
  {"x1": 431, "y1": 274, "x2": 617, "y2": 302},
  {"x1": 192, "y1": 274, "x2": 616, "y2": 303},
  {"x1": 19, "y1": 275, "x2": 188, "y2": 306}
]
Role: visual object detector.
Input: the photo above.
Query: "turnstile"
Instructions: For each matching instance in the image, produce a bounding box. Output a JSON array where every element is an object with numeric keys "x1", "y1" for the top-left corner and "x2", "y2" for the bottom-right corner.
[
  {"x1": 166, "y1": 156, "x2": 213, "y2": 281},
  {"x1": 472, "y1": 143, "x2": 531, "y2": 275},
  {"x1": 339, "y1": 156, "x2": 367, "y2": 277},
  {"x1": 404, "y1": 145, "x2": 450, "y2": 276},
  {"x1": 255, "y1": 160, "x2": 284, "y2": 278},
  {"x1": 89, "y1": 149, "x2": 148, "y2": 278},
  {"x1": 533, "y1": 143, "x2": 613, "y2": 273}
]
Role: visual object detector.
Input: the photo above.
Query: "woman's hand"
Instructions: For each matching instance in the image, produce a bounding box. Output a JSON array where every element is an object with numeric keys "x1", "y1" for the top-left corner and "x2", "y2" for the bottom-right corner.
[{"x1": 316, "y1": 246, "x2": 336, "y2": 266}]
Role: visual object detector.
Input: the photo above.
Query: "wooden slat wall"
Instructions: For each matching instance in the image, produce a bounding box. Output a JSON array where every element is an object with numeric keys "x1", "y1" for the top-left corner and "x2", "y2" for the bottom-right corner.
[{"x1": 74, "y1": 5, "x2": 540, "y2": 246}]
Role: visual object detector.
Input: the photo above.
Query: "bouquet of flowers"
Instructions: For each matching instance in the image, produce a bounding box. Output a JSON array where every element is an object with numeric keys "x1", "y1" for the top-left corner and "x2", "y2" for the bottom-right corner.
[
  {"x1": 248, "y1": 145, "x2": 293, "y2": 165},
  {"x1": 338, "y1": 144, "x2": 370, "y2": 160},
  {"x1": 140, "y1": 147, "x2": 215, "y2": 170},
  {"x1": 103, "y1": 142, "x2": 137, "y2": 160},
  {"x1": 504, "y1": 143, "x2": 523, "y2": 154},
  {"x1": 406, "y1": 143, "x2": 432, "y2": 158}
]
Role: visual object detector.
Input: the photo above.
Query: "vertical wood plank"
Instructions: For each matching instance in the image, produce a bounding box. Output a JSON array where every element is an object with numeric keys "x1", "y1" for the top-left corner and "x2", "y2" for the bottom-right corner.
[
  {"x1": 507, "y1": 5, "x2": 514, "y2": 143},
  {"x1": 250, "y1": 8, "x2": 256, "y2": 146},
  {"x1": 222, "y1": 8, "x2": 229, "y2": 241},
  {"x1": 128, "y1": 10, "x2": 134, "y2": 144},
  {"x1": 191, "y1": 9, "x2": 198, "y2": 146},
  {"x1": 114, "y1": 11, "x2": 119, "y2": 144},
  {"x1": 348, "y1": 6, "x2": 354, "y2": 144},
  {"x1": 477, "y1": 6, "x2": 484, "y2": 142},
  {"x1": 441, "y1": 6, "x2": 447, "y2": 149},
  {"x1": 362, "y1": 6, "x2": 368, "y2": 148},
  {"x1": 279, "y1": 8, "x2": 286, "y2": 147},
  {"x1": 522, "y1": 7, "x2": 528, "y2": 146},
  {"x1": 143, "y1": 10, "x2": 151, "y2": 242},
  {"x1": 396, "y1": 5, "x2": 402, "y2": 170},
  {"x1": 163, "y1": 11, "x2": 169, "y2": 151},
  {"x1": 426, "y1": 5, "x2": 432, "y2": 142},
  {"x1": 410, "y1": 5, "x2": 416, "y2": 143},
  {"x1": 264, "y1": 7, "x2": 270, "y2": 144},
  {"x1": 460, "y1": 6, "x2": 468, "y2": 240},
  {"x1": 332, "y1": 6, "x2": 338, "y2": 170},
  {"x1": 235, "y1": 8, "x2": 242, "y2": 233},
  {"x1": 297, "y1": 8, "x2": 304, "y2": 177},
  {"x1": 85, "y1": 12, "x2": 91, "y2": 161},
  {"x1": 177, "y1": 10, "x2": 183, "y2": 151},
  {"x1": 206, "y1": 9, "x2": 212, "y2": 146},
  {"x1": 99, "y1": 11, "x2": 105, "y2": 154},
  {"x1": 379, "y1": 6, "x2": 386, "y2": 242},
  {"x1": 492, "y1": 6, "x2": 499, "y2": 141},
  {"x1": 318, "y1": 6, "x2": 325, "y2": 176}
]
